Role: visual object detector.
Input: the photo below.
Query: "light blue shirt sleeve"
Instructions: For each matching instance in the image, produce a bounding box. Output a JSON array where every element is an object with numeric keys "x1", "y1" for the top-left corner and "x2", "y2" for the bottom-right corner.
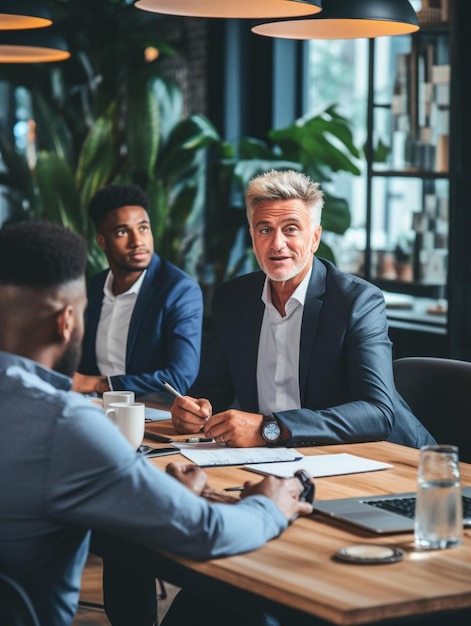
[
  {"x1": 47, "y1": 397, "x2": 288, "y2": 560},
  {"x1": 0, "y1": 353, "x2": 288, "y2": 626}
]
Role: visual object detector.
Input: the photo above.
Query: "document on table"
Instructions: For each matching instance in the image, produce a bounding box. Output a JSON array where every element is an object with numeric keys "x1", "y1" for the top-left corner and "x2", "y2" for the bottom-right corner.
[
  {"x1": 244, "y1": 453, "x2": 392, "y2": 478},
  {"x1": 173, "y1": 442, "x2": 303, "y2": 467}
]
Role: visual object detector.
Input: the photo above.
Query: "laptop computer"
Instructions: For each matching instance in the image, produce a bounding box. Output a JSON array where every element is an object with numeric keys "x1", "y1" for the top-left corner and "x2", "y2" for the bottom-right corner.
[{"x1": 313, "y1": 485, "x2": 471, "y2": 534}]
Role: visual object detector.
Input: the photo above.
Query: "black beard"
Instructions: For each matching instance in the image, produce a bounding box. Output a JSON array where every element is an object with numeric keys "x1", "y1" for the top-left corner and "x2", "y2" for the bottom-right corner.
[
  {"x1": 116, "y1": 260, "x2": 151, "y2": 273},
  {"x1": 54, "y1": 327, "x2": 82, "y2": 378}
]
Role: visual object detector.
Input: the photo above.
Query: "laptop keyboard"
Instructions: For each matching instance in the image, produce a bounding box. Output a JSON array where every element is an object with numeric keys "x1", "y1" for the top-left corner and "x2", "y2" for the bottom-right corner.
[{"x1": 363, "y1": 495, "x2": 471, "y2": 520}]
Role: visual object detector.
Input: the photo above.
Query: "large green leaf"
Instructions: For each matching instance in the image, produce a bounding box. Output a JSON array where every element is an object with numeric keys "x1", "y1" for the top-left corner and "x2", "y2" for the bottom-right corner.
[
  {"x1": 316, "y1": 240, "x2": 336, "y2": 263},
  {"x1": 86, "y1": 244, "x2": 108, "y2": 278},
  {"x1": 80, "y1": 156, "x2": 115, "y2": 215},
  {"x1": 270, "y1": 106, "x2": 361, "y2": 178},
  {"x1": 156, "y1": 184, "x2": 198, "y2": 265},
  {"x1": 153, "y1": 78, "x2": 183, "y2": 145},
  {"x1": 125, "y1": 79, "x2": 160, "y2": 178},
  {"x1": 158, "y1": 115, "x2": 221, "y2": 182},
  {"x1": 238, "y1": 138, "x2": 275, "y2": 160},
  {"x1": 76, "y1": 116, "x2": 117, "y2": 208},
  {"x1": 0, "y1": 133, "x2": 39, "y2": 217},
  {"x1": 31, "y1": 92, "x2": 74, "y2": 166},
  {"x1": 76, "y1": 116, "x2": 114, "y2": 187},
  {"x1": 146, "y1": 178, "x2": 169, "y2": 248},
  {"x1": 321, "y1": 195, "x2": 351, "y2": 235},
  {"x1": 35, "y1": 152, "x2": 83, "y2": 233}
]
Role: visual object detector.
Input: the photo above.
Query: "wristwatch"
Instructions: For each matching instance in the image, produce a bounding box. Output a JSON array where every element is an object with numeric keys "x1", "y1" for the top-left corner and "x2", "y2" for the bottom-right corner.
[{"x1": 261, "y1": 414, "x2": 281, "y2": 444}]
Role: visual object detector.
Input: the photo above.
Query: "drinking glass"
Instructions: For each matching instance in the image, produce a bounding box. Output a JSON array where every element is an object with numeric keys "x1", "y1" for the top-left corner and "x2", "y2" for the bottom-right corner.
[{"x1": 414, "y1": 444, "x2": 463, "y2": 549}]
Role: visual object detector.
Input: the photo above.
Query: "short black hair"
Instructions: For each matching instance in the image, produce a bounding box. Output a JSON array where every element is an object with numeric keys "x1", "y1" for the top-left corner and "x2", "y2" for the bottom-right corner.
[
  {"x1": 0, "y1": 220, "x2": 87, "y2": 288},
  {"x1": 88, "y1": 184, "x2": 150, "y2": 231}
]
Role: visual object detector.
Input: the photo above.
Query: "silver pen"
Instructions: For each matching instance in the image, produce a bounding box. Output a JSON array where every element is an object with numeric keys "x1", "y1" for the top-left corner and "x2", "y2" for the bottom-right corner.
[
  {"x1": 160, "y1": 379, "x2": 183, "y2": 398},
  {"x1": 160, "y1": 379, "x2": 210, "y2": 422}
]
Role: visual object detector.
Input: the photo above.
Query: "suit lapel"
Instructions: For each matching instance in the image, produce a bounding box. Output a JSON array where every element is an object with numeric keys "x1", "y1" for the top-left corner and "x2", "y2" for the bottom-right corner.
[
  {"x1": 299, "y1": 257, "x2": 326, "y2": 401},
  {"x1": 83, "y1": 273, "x2": 108, "y2": 370},
  {"x1": 241, "y1": 274, "x2": 265, "y2": 411}
]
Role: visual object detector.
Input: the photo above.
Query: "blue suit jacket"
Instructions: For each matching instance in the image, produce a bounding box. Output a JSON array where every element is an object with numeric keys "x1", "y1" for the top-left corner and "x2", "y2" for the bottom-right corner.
[
  {"x1": 78, "y1": 254, "x2": 203, "y2": 396},
  {"x1": 190, "y1": 256, "x2": 435, "y2": 448}
]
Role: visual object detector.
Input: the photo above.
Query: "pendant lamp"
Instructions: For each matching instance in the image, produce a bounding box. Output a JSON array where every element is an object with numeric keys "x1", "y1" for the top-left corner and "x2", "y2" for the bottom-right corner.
[
  {"x1": 0, "y1": 28, "x2": 70, "y2": 63},
  {"x1": 134, "y1": 0, "x2": 322, "y2": 20},
  {"x1": 252, "y1": 0, "x2": 419, "y2": 39},
  {"x1": 0, "y1": 1, "x2": 52, "y2": 30}
]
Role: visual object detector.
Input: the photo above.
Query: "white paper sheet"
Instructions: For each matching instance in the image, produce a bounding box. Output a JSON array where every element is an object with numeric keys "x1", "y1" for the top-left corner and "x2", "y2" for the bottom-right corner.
[
  {"x1": 244, "y1": 453, "x2": 392, "y2": 478},
  {"x1": 173, "y1": 443, "x2": 304, "y2": 467}
]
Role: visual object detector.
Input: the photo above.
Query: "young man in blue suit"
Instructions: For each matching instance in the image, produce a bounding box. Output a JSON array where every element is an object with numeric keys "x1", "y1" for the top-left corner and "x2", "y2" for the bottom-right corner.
[
  {"x1": 73, "y1": 183, "x2": 203, "y2": 398},
  {"x1": 171, "y1": 169, "x2": 435, "y2": 450}
]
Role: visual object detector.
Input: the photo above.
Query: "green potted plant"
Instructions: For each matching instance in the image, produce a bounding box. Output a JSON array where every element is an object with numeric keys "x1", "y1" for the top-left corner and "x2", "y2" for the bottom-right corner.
[
  {"x1": 0, "y1": 0, "x2": 221, "y2": 279},
  {"x1": 0, "y1": 1, "x2": 361, "y2": 289}
]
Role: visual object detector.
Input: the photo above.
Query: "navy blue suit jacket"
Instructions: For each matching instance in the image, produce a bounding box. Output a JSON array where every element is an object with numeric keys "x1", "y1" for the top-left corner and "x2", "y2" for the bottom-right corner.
[
  {"x1": 190, "y1": 256, "x2": 435, "y2": 448},
  {"x1": 78, "y1": 254, "x2": 203, "y2": 396}
]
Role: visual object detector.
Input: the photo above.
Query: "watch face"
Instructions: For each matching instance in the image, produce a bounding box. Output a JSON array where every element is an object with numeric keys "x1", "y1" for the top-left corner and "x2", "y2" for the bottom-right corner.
[{"x1": 263, "y1": 421, "x2": 281, "y2": 442}]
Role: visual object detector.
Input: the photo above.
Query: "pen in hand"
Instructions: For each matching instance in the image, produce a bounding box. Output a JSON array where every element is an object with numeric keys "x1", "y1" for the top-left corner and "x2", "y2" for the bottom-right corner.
[
  {"x1": 161, "y1": 379, "x2": 183, "y2": 398},
  {"x1": 160, "y1": 379, "x2": 210, "y2": 421}
]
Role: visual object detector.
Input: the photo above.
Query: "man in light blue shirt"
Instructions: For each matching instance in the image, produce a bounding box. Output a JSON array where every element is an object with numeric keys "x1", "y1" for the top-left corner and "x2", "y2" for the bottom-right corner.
[{"x1": 0, "y1": 220, "x2": 312, "y2": 626}]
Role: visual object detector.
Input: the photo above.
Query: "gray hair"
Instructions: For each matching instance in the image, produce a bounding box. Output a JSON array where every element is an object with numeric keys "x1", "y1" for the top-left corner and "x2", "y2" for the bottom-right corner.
[{"x1": 245, "y1": 170, "x2": 324, "y2": 227}]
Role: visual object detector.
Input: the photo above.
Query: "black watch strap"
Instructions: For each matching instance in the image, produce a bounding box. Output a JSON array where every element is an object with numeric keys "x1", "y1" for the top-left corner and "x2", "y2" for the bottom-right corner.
[{"x1": 261, "y1": 414, "x2": 281, "y2": 444}]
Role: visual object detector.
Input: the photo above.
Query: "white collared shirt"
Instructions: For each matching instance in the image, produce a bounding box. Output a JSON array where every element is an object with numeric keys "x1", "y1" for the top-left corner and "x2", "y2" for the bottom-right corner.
[
  {"x1": 95, "y1": 270, "x2": 146, "y2": 376},
  {"x1": 256, "y1": 267, "x2": 312, "y2": 415}
]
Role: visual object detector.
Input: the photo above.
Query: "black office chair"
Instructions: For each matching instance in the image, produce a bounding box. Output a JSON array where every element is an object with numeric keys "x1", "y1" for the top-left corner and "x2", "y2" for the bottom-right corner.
[
  {"x1": 393, "y1": 356, "x2": 471, "y2": 463},
  {"x1": 0, "y1": 573, "x2": 40, "y2": 626}
]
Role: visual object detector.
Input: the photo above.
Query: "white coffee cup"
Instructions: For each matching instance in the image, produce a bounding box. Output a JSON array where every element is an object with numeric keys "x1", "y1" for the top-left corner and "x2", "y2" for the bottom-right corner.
[
  {"x1": 102, "y1": 390, "x2": 135, "y2": 410},
  {"x1": 106, "y1": 401, "x2": 145, "y2": 450}
]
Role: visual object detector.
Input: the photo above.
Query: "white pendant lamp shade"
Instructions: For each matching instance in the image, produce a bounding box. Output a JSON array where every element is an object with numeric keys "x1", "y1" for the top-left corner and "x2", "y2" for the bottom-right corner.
[
  {"x1": 0, "y1": 1, "x2": 52, "y2": 30},
  {"x1": 134, "y1": 0, "x2": 322, "y2": 20},
  {"x1": 0, "y1": 28, "x2": 70, "y2": 63},
  {"x1": 252, "y1": 0, "x2": 420, "y2": 39}
]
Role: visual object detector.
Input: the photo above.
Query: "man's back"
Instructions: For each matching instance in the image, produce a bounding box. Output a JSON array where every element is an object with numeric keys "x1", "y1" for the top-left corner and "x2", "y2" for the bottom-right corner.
[
  {"x1": 0, "y1": 217, "x2": 311, "y2": 626},
  {"x1": 0, "y1": 352, "x2": 92, "y2": 625},
  {"x1": 1, "y1": 351, "x2": 295, "y2": 626}
]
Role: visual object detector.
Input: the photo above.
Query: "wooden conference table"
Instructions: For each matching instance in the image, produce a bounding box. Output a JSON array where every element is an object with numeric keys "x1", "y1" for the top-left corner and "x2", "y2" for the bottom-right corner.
[{"x1": 93, "y1": 418, "x2": 471, "y2": 626}]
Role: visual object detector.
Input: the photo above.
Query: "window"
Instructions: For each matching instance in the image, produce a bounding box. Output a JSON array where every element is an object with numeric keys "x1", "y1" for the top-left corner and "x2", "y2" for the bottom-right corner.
[{"x1": 304, "y1": 38, "x2": 368, "y2": 276}]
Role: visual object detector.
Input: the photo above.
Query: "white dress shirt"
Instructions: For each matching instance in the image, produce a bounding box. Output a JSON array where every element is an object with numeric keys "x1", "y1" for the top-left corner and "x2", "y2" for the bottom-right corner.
[
  {"x1": 95, "y1": 270, "x2": 146, "y2": 376},
  {"x1": 257, "y1": 267, "x2": 312, "y2": 415}
]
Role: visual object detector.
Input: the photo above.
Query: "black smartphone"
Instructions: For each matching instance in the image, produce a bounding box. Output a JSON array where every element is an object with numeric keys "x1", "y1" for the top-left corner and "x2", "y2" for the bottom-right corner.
[
  {"x1": 144, "y1": 431, "x2": 174, "y2": 443},
  {"x1": 138, "y1": 445, "x2": 179, "y2": 458},
  {"x1": 294, "y1": 469, "x2": 315, "y2": 504}
]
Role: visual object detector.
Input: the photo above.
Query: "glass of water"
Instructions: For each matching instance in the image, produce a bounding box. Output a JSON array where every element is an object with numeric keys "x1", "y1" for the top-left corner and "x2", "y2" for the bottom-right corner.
[{"x1": 414, "y1": 444, "x2": 463, "y2": 550}]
